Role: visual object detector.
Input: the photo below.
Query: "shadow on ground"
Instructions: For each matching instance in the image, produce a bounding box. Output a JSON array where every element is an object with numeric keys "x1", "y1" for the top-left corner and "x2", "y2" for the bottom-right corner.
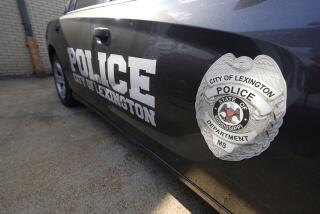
[{"x1": 0, "y1": 77, "x2": 214, "y2": 214}]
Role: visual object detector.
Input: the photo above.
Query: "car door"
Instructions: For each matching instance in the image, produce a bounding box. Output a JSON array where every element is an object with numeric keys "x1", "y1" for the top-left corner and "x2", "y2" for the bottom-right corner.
[
  {"x1": 59, "y1": 0, "x2": 198, "y2": 158},
  {"x1": 61, "y1": 0, "x2": 161, "y2": 131}
]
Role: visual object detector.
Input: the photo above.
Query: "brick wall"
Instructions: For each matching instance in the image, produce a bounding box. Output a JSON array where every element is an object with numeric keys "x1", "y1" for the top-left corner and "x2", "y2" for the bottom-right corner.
[{"x1": 0, "y1": 0, "x2": 65, "y2": 76}]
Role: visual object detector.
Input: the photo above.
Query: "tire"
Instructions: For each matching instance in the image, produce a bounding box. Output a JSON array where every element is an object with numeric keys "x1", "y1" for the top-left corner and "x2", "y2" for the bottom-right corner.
[{"x1": 52, "y1": 55, "x2": 77, "y2": 107}]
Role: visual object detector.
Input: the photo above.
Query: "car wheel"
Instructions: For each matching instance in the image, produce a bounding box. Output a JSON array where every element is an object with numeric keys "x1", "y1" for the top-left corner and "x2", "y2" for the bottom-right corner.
[{"x1": 52, "y1": 55, "x2": 77, "y2": 107}]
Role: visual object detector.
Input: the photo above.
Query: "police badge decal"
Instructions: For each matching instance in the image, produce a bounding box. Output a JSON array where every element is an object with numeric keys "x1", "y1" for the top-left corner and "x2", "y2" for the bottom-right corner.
[{"x1": 195, "y1": 53, "x2": 287, "y2": 161}]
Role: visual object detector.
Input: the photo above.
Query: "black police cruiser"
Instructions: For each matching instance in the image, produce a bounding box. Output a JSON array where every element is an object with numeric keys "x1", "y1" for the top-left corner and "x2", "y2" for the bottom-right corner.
[{"x1": 46, "y1": 0, "x2": 320, "y2": 213}]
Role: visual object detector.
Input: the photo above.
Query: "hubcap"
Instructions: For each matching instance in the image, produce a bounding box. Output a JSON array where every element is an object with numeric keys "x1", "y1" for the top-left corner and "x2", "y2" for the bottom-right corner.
[{"x1": 53, "y1": 61, "x2": 66, "y2": 99}]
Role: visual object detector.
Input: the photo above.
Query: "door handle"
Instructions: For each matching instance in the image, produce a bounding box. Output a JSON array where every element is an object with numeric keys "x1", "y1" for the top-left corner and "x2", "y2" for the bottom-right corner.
[{"x1": 93, "y1": 27, "x2": 110, "y2": 45}]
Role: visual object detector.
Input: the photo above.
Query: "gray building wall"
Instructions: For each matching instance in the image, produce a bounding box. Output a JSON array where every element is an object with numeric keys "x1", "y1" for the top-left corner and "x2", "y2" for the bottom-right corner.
[{"x1": 0, "y1": 0, "x2": 65, "y2": 76}]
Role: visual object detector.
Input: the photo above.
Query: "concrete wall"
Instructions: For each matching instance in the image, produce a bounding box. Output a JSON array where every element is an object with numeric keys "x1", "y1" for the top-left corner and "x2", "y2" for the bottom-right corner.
[{"x1": 0, "y1": 0, "x2": 65, "y2": 76}]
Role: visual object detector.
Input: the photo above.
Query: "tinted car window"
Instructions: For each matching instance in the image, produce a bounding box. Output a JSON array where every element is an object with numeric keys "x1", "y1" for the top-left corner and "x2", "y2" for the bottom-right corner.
[
  {"x1": 64, "y1": 0, "x2": 77, "y2": 13},
  {"x1": 69, "y1": 0, "x2": 77, "y2": 11},
  {"x1": 75, "y1": 0, "x2": 112, "y2": 10}
]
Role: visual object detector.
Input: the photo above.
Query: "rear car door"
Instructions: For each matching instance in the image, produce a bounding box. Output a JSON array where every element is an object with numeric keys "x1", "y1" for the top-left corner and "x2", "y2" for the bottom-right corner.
[
  {"x1": 61, "y1": 0, "x2": 159, "y2": 129},
  {"x1": 59, "y1": 0, "x2": 115, "y2": 106}
]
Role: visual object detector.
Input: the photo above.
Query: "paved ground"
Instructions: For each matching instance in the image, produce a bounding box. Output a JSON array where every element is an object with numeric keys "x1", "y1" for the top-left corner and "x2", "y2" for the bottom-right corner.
[{"x1": 0, "y1": 77, "x2": 213, "y2": 214}]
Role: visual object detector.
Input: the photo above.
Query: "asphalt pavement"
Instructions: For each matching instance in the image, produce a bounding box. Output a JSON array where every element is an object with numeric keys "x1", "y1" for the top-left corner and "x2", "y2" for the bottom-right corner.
[{"x1": 0, "y1": 77, "x2": 213, "y2": 214}]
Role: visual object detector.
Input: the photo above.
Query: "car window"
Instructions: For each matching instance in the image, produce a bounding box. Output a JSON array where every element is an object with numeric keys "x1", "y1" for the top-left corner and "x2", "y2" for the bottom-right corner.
[
  {"x1": 64, "y1": 0, "x2": 72, "y2": 14},
  {"x1": 64, "y1": 0, "x2": 77, "y2": 14},
  {"x1": 69, "y1": 0, "x2": 77, "y2": 11},
  {"x1": 75, "y1": 0, "x2": 113, "y2": 10}
]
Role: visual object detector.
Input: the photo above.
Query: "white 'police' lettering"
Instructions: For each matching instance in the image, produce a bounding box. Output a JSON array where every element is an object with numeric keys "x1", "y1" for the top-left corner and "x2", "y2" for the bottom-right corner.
[{"x1": 67, "y1": 47, "x2": 157, "y2": 127}]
